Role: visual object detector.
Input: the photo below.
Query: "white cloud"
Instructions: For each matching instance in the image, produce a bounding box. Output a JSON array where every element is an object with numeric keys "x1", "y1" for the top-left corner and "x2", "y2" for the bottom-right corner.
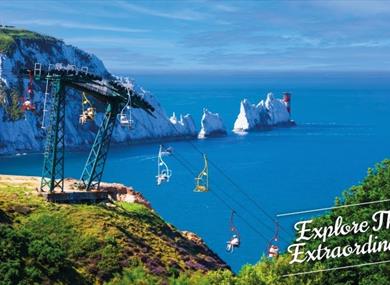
[
  {"x1": 313, "y1": 0, "x2": 390, "y2": 15},
  {"x1": 12, "y1": 19, "x2": 147, "y2": 33},
  {"x1": 66, "y1": 36, "x2": 176, "y2": 49},
  {"x1": 114, "y1": 1, "x2": 206, "y2": 21}
]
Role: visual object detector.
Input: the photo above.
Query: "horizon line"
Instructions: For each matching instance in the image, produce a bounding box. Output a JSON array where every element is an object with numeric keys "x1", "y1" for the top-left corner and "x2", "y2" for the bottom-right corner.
[{"x1": 108, "y1": 68, "x2": 390, "y2": 75}]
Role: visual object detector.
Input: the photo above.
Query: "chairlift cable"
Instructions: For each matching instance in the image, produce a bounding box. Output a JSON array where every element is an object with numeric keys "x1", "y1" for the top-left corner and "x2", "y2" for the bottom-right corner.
[
  {"x1": 133, "y1": 114, "x2": 292, "y2": 244},
  {"x1": 170, "y1": 152, "x2": 270, "y2": 243},
  {"x1": 173, "y1": 150, "x2": 291, "y2": 244},
  {"x1": 149, "y1": 107, "x2": 291, "y2": 237},
  {"x1": 131, "y1": 110, "x2": 293, "y2": 243}
]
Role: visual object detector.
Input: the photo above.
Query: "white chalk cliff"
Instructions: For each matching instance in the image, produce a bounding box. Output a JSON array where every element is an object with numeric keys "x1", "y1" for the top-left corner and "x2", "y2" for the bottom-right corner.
[
  {"x1": 233, "y1": 92, "x2": 294, "y2": 132},
  {"x1": 0, "y1": 29, "x2": 196, "y2": 154},
  {"x1": 198, "y1": 109, "x2": 227, "y2": 138}
]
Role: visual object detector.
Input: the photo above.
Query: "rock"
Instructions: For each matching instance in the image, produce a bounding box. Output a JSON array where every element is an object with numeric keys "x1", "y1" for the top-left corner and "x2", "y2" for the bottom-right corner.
[
  {"x1": 169, "y1": 112, "x2": 197, "y2": 138},
  {"x1": 198, "y1": 108, "x2": 227, "y2": 139},
  {"x1": 99, "y1": 182, "x2": 152, "y2": 209},
  {"x1": 181, "y1": 230, "x2": 205, "y2": 246},
  {"x1": 233, "y1": 92, "x2": 295, "y2": 132}
]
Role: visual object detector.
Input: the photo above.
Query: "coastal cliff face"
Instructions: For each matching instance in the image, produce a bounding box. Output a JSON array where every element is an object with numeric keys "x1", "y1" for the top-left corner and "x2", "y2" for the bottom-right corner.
[{"x1": 0, "y1": 28, "x2": 196, "y2": 155}]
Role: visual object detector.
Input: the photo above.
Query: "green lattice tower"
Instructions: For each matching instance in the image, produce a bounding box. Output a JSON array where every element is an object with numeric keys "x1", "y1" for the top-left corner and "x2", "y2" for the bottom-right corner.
[
  {"x1": 79, "y1": 102, "x2": 120, "y2": 191},
  {"x1": 40, "y1": 79, "x2": 65, "y2": 192}
]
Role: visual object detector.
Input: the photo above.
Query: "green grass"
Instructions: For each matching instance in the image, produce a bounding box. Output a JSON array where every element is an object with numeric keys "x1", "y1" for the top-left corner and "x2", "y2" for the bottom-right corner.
[
  {"x1": 0, "y1": 181, "x2": 228, "y2": 284},
  {"x1": 0, "y1": 28, "x2": 57, "y2": 55},
  {"x1": 3, "y1": 159, "x2": 388, "y2": 284},
  {"x1": 0, "y1": 32, "x2": 14, "y2": 54}
]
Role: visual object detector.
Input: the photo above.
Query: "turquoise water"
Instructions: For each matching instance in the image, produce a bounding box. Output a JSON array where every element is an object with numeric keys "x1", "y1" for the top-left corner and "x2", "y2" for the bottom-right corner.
[{"x1": 1, "y1": 72, "x2": 390, "y2": 271}]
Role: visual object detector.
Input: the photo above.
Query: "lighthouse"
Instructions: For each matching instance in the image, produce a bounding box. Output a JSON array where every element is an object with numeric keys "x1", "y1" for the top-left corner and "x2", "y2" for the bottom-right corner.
[{"x1": 283, "y1": 92, "x2": 291, "y2": 116}]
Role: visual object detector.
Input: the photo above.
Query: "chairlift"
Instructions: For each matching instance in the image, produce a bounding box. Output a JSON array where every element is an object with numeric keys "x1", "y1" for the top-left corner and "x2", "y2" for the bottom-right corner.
[
  {"x1": 267, "y1": 220, "x2": 279, "y2": 258},
  {"x1": 118, "y1": 88, "x2": 135, "y2": 129},
  {"x1": 160, "y1": 146, "x2": 173, "y2": 156},
  {"x1": 226, "y1": 210, "x2": 240, "y2": 253},
  {"x1": 79, "y1": 92, "x2": 95, "y2": 125},
  {"x1": 194, "y1": 154, "x2": 209, "y2": 192},
  {"x1": 34, "y1": 63, "x2": 41, "y2": 77},
  {"x1": 21, "y1": 70, "x2": 36, "y2": 112},
  {"x1": 156, "y1": 145, "x2": 172, "y2": 185},
  {"x1": 80, "y1": 66, "x2": 88, "y2": 74},
  {"x1": 67, "y1": 64, "x2": 76, "y2": 75},
  {"x1": 55, "y1": 63, "x2": 64, "y2": 71}
]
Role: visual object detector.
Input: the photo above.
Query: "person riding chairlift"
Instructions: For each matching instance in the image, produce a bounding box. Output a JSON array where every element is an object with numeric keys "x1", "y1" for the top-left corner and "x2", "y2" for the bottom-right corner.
[
  {"x1": 22, "y1": 99, "x2": 35, "y2": 111},
  {"x1": 268, "y1": 244, "x2": 279, "y2": 258},
  {"x1": 226, "y1": 234, "x2": 240, "y2": 253},
  {"x1": 79, "y1": 107, "x2": 95, "y2": 124},
  {"x1": 156, "y1": 169, "x2": 169, "y2": 185},
  {"x1": 22, "y1": 87, "x2": 36, "y2": 111},
  {"x1": 161, "y1": 146, "x2": 173, "y2": 156},
  {"x1": 267, "y1": 221, "x2": 280, "y2": 258},
  {"x1": 156, "y1": 145, "x2": 172, "y2": 185}
]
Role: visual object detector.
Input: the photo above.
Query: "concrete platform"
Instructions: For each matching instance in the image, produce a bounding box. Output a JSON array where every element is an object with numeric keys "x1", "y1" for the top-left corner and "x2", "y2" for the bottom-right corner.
[{"x1": 39, "y1": 190, "x2": 108, "y2": 203}]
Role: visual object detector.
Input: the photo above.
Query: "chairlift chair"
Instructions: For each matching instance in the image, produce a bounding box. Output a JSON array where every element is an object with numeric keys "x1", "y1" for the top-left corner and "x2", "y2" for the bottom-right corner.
[
  {"x1": 79, "y1": 92, "x2": 95, "y2": 125},
  {"x1": 21, "y1": 70, "x2": 36, "y2": 112},
  {"x1": 194, "y1": 154, "x2": 209, "y2": 192},
  {"x1": 161, "y1": 146, "x2": 173, "y2": 156},
  {"x1": 226, "y1": 211, "x2": 241, "y2": 253},
  {"x1": 34, "y1": 63, "x2": 41, "y2": 77},
  {"x1": 156, "y1": 145, "x2": 172, "y2": 185},
  {"x1": 267, "y1": 220, "x2": 280, "y2": 258},
  {"x1": 80, "y1": 66, "x2": 88, "y2": 75},
  {"x1": 118, "y1": 88, "x2": 135, "y2": 129}
]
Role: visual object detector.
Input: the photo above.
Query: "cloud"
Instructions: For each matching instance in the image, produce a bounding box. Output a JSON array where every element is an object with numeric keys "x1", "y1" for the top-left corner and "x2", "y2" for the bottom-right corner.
[
  {"x1": 86, "y1": 47, "x2": 175, "y2": 70},
  {"x1": 192, "y1": 44, "x2": 390, "y2": 71},
  {"x1": 114, "y1": 1, "x2": 206, "y2": 21},
  {"x1": 66, "y1": 36, "x2": 175, "y2": 49},
  {"x1": 313, "y1": 0, "x2": 390, "y2": 15},
  {"x1": 12, "y1": 19, "x2": 147, "y2": 33},
  {"x1": 180, "y1": 29, "x2": 322, "y2": 51},
  {"x1": 212, "y1": 3, "x2": 238, "y2": 12}
]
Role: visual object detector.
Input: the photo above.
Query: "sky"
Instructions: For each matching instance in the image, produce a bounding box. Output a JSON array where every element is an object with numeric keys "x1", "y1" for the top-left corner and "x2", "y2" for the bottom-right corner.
[{"x1": 1, "y1": 0, "x2": 390, "y2": 73}]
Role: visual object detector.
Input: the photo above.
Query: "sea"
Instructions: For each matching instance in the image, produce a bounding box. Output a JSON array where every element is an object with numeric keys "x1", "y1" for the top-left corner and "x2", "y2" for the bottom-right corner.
[{"x1": 1, "y1": 71, "x2": 390, "y2": 271}]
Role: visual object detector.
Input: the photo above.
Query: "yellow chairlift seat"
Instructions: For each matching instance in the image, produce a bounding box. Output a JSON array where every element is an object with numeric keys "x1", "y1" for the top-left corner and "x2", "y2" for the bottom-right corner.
[
  {"x1": 194, "y1": 184, "x2": 207, "y2": 192},
  {"x1": 194, "y1": 154, "x2": 209, "y2": 192}
]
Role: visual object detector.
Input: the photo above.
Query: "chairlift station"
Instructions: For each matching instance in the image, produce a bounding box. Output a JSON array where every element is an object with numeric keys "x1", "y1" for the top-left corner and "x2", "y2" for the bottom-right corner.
[{"x1": 21, "y1": 63, "x2": 155, "y2": 196}]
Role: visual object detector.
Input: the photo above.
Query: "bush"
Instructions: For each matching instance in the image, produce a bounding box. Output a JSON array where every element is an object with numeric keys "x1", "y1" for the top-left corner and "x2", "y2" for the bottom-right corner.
[
  {"x1": 5, "y1": 89, "x2": 23, "y2": 121},
  {"x1": 107, "y1": 266, "x2": 160, "y2": 285},
  {"x1": 0, "y1": 225, "x2": 25, "y2": 285}
]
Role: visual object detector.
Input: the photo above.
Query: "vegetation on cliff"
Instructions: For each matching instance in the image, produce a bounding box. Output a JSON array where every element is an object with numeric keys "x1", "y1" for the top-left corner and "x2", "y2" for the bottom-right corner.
[
  {"x1": 1, "y1": 159, "x2": 389, "y2": 284},
  {"x1": 0, "y1": 177, "x2": 227, "y2": 285},
  {"x1": 109, "y1": 159, "x2": 390, "y2": 285},
  {"x1": 0, "y1": 28, "x2": 58, "y2": 56}
]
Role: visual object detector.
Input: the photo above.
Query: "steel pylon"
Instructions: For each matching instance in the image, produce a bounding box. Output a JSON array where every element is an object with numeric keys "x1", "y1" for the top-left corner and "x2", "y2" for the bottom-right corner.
[
  {"x1": 40, "y1": 79, "x2": 65, "y2": 192},
  {"x1": 79, "y1": 102, "x2": 119, "y2": 191},
  {"x1": 20, "y1": 64, "x2": 155, "y2": 194}
]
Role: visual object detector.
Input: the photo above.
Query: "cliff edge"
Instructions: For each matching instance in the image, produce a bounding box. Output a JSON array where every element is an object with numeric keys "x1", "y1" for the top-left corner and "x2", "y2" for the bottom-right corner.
[{"x1": 0, "y1": 175, "x2": 229, "y2": 284}]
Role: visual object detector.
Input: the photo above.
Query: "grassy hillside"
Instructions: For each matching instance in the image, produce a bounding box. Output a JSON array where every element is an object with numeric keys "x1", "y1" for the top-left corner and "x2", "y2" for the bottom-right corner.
[
  {"x1": 0, "y1": 28, "x2": 58, "y2": 55},
  {"x1": 1, "y1": 159, "x2": 389, "y2": 285},
  {"x1": 0, "y1": 176, "x2": 228, "y2": 284}
]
